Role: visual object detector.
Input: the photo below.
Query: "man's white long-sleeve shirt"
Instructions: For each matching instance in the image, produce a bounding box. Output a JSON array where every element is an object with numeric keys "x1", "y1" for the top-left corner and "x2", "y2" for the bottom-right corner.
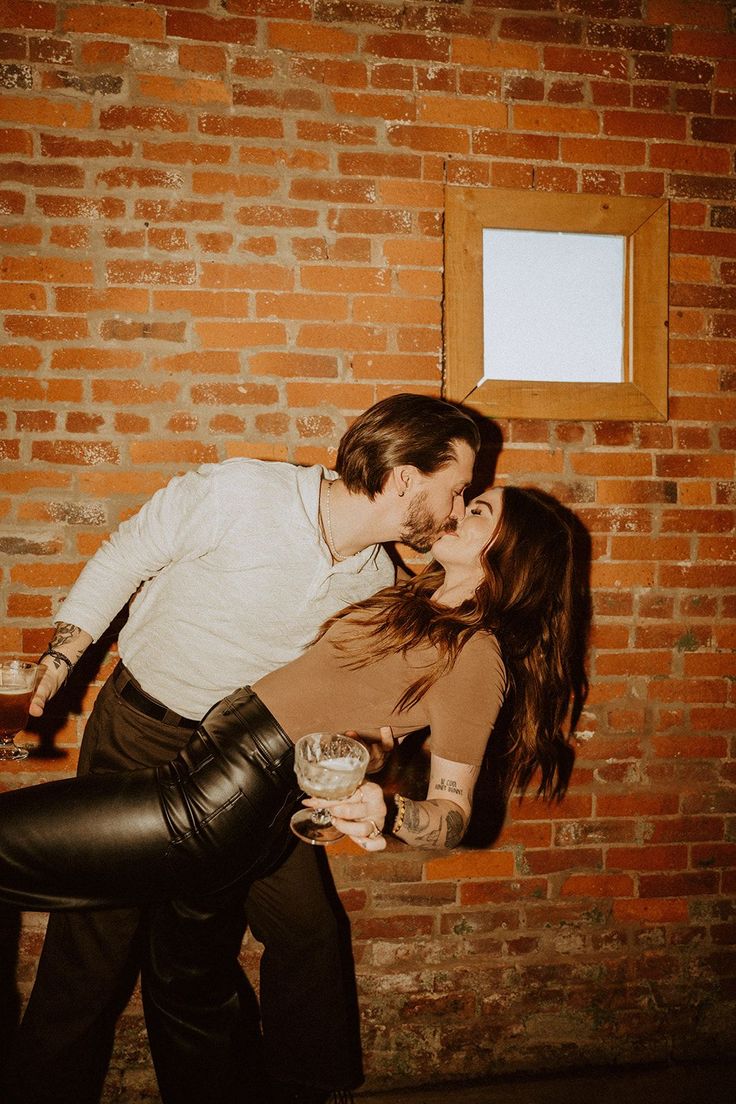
[{"x1": 56, "y1": 459, "x2": 394, "y2": 719}]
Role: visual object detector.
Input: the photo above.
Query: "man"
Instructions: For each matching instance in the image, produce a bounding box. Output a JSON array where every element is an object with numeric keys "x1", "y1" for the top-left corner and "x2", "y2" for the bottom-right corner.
[{"x1": 7, "y1": 393, "x2": 479, "y2": 1104}]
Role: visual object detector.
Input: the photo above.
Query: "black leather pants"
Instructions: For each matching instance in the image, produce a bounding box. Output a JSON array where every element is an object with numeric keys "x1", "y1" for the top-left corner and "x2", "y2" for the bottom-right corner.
[{"x1": 0, "y1": 687, "x2": 301, "y2": 912}]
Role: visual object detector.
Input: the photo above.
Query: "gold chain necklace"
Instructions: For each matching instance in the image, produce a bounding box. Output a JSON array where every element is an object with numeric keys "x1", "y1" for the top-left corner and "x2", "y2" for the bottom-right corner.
[{"x1": 323, "y1": 479, "x2": 348, "y2": 562}]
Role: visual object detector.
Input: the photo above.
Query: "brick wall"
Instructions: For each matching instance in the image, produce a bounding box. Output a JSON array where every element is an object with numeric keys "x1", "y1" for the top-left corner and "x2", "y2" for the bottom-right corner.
[{"x1": 1, "y1": 0, "x2": 735, "y2": 1097}]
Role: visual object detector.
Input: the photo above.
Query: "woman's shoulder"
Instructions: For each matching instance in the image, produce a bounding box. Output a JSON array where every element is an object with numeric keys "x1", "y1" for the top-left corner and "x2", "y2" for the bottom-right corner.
[
  {"x1": 463, "y1": 629, "x2": 503, "y2": 665},
  {"x1": 450, "y1": 631, "x2": 506, "y2": 696}
]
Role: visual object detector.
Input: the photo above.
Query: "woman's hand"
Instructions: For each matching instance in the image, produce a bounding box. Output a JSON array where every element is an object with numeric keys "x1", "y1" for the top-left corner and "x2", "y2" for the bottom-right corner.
[
  {"x1": 302, "y1": 781, "x2": 388, "y2": 851},
  {"x1": 343, "y1": 727, "x2": 395, "y2": 775}
]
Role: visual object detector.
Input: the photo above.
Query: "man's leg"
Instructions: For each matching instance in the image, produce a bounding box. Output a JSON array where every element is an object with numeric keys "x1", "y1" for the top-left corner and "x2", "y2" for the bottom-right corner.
[
  {"x1": 4, "y1": 908, "x2": 144, "y2": 1104},
  {"x1": 143, "y1": 890, "x2": 265, "y2": 1104},
  {"x1": 247, "y1": 843, "x2": 364, "y2": 1097},
  {"x1": 142, "y1": 844, "x2": 362, "y2": 1104}
]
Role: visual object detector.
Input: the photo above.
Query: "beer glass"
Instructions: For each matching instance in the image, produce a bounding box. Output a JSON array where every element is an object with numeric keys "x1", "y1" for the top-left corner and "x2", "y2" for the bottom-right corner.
[
  {"x1": 0, "y1": 660, "x2": 41, "y2": 761},
  {"x1": 291, "y1": 733, "x2": 369, "y2": 845}
]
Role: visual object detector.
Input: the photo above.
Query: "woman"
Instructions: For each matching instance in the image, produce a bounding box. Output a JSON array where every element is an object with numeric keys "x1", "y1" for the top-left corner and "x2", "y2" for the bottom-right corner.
[{"x1": 0, "y1": 484, "x2": 584, "y2": 911}]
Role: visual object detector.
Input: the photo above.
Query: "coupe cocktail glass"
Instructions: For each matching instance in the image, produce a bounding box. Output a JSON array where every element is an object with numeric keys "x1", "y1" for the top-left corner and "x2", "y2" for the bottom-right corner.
[{"x1": 290, "y1": 732, "x2": 369, "y2": 845}]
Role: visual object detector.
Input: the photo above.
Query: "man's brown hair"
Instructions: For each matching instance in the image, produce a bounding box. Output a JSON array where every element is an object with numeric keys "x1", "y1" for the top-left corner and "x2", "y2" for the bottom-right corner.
[{"x1": 336, "y1": 393, "x2": 480, "y2": 499}]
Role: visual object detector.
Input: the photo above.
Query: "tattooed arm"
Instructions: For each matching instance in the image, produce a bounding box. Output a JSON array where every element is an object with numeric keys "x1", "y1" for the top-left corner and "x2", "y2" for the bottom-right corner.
[
  {"x1": 314, "y1": 754, "x2": 480, "y2": 853},
  {"x1": 31, "y1": 622, "x2": 93, "y2": 717},
  {"x1": 394, "y1": 755, "x2": 479, "y2": 851}
]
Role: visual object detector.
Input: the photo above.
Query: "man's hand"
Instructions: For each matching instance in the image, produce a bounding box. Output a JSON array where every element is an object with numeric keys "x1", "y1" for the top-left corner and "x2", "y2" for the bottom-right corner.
[
  {"x1": 29, "y1": 623, "x2": 92, "y2": 717},
  {"x1": 29, "y1": 658, "x2": 66, "y2": 717},
  {"x1": 344, "y1": 726, "x2": 395, "y2": 775}
]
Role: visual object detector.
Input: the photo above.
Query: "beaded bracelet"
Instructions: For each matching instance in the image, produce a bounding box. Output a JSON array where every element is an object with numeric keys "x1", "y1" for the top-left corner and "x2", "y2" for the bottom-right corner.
[{"x1": 40, "y1": 648, "x2": 74, "y2": 678}]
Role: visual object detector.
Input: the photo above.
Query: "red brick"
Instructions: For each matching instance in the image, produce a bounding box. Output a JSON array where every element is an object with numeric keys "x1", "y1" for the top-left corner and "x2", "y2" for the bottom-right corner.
[
  {"x1": 613, "y1": 898, "x2": 689, "y2": 924},
  {"x1": 5, "y1": 315, "x2": 87, "y2": 340},
  {"x1": 640, "y1": 872, "x2": 720, "y2": 897},
  {"x1": 129, "y1": 442, "x2": 218, "y2": 465},
  {"x1": 561, "y1": 873, "x2": 634, "y2": 898},
  {"x1": 236, "y1": 205, "x2": 318, "y2": 229},
  {"x1": 561, "y1": 137, "x2": 646, "y2": 164},
  {"x1": 51, "y1": 348, "x2": 141, "y2": 372},
  {"x1": 338, "y1": 151, "x2": 421, "y2": 178},
  {"x1": 596, "y1": 793, "x2": 680, "y2": 818},
  {"x1": 646, "y1": 0, "x2": 729, "y2": 28},
  {"x1": 590, "y1": 22, "x2": 669, "y2": 51},
  {"x1": 106, "y1": 260, "x2": 197, "y2": 286},
  {"x1": 500, "y1": 16, "x2": 582, "y2": 45},
  {"x1": 0, "y1": 124, "x2": 31, "y2": 154},
  {"x1": 604, "y1": 110, "x2": 687, "y2": 140},
  {"x1": 99, "y1": 105, "x2": 188, "y2": 134},
  {"x1": 606, "y1": 845, "x2": 689, "y2": 872},
  {"x1": 525, "y1": 848, "x2": 603, "y2": 875},
  {"x1": 189, "y1": 381, "x2": 278, "y2": 407},
  {"x1": 165, "y1": 11, "x2": 256, "y2": 47},
  {"x1": 690, "y1": 706, "x2": 736, "y2": 731},
  {"x1": 692, "y1": 843, "x2": 736, "y2": 869},
  {"x1": 1, "y1": 256, "x2": 93, "y2": 284},
  {"x1": 142, "y1": 141, "x2": 229, "y2": 166},
  {"x1": 7, "y1": 592, "x2": 52, "y2": 618},
  {"x1": 151, "y1": 351, "x2": 240, "y2": 376},
  {"x1": 672, "y1": 28, "x2": 736, "y2": 58},
  {"x1": 194, "y1": 322, "x2": 285, "y2": 349},
  {"x1": 451, "y1": 35, "x2": 539, "y2": 69},
  {"x1": 635, "y1": 55, "x2": 715, "y2": 83},
  {"x1": 79, "y1": 39, "x2": 129, "y2": 66},
  {"x1": 31, "y1": 441, "x2": 119, "y2": 466},
  {"x1": 650, "y1": 143, "x2": 731, "y2": 173},
  {"x1": 361, "y1": 31, "x2": 448, "y2": 62},
  {"x1": 385, "y1": 123, "x2": 469, "y2": 153},
  {"x1": 629, "y1": 167, "x2": 672, "y2": 195},
  {"x1": 459, "y1": 878, "x2": 548, "y2": 906},
  {"x1": 63, "y1": 3, "x2": 163, "y2": 38},
  {"x1": 91, "y1": 380, "x2": 179, "y2": 405},
  {"x1": 267, "y1": 20, "x2": 355, "y2": 55},
  {"x1": 178, "y1": 43, "x2": 226, "y2": 74},
  {"x1": 0, "y1": 282, "x2": 45, "y2": 310}
]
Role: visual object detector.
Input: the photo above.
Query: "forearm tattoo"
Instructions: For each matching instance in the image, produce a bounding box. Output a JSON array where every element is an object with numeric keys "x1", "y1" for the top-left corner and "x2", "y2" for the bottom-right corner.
[
  {"x1": 445, "y1": 808, "x2": 465, "y2": 848},
  {"x1": 50, "y1": 623, "x2": 85, "y2": 653},
  {"x1": 399, "y1": 798, "x2": 467, "y2": 850},
  {"x1": 44, "y1": 623, "x2": 89, "y2": 673}
]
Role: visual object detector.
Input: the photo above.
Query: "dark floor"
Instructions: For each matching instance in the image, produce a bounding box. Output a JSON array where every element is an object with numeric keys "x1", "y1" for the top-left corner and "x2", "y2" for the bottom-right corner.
[{"x1": 358, "y1": 1060, "x2": 736, "y2": 1104}]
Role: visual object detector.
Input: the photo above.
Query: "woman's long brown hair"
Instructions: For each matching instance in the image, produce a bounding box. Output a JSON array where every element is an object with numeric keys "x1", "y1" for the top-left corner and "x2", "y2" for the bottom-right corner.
[{"x1": 321, "y1": 485, "x2": 587, "y2": 802}]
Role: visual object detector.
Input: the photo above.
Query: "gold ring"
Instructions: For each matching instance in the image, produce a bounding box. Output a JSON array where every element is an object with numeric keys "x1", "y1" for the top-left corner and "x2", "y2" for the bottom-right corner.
[{"x1": 367, "y1": 820, "x2": 382, "y2": 839}]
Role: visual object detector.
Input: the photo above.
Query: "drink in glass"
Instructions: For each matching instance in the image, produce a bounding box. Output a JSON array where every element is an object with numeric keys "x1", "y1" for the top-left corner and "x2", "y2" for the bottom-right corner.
[
  {"x1": 291, "y1": 732, "x2": 369, "y2": 845},
  {"x1": 0, "y1": 660, "x2": 41, "y2": 761}
]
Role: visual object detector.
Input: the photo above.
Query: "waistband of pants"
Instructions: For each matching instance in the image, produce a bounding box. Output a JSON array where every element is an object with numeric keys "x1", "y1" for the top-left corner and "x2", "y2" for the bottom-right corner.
[
  {"x1": 197, "y1": 685, "x2": 295, "y2": 779},
  {"x1": 113, "y1": 662, "x2": 200, "y2": 730}
]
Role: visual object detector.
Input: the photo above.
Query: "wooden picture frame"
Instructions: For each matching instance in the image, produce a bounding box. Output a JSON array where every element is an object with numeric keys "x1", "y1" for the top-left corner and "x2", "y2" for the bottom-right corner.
[{"x1": 444, "y1": 187, "x2": 669, "y2": 422}]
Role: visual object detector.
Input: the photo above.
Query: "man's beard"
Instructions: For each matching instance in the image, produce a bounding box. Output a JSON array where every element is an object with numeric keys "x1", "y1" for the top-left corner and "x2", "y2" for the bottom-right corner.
[{"x1": 399, "y1": 491, "x2": 455, "y2": 553}]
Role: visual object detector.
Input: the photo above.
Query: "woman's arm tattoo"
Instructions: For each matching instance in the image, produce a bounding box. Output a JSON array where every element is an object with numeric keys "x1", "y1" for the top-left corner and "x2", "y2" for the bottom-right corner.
[
  {"x1": 444, "y1": 808, "x2": 465, "y2": 848},
  {"x1": 397, "y1": 798, "x2": 467, "y2": 851}
]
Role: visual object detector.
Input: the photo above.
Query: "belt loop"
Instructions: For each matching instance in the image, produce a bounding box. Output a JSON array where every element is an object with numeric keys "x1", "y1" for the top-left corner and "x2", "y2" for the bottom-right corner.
[{"x1": 113, "y1": 661, "x2": 129, "y2": 691}]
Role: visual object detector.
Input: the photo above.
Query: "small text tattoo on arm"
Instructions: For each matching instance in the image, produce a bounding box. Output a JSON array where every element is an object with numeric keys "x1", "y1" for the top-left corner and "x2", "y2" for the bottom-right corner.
[{"x1": 436, "y1": 777, "x2": 463, "y2": 797}]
